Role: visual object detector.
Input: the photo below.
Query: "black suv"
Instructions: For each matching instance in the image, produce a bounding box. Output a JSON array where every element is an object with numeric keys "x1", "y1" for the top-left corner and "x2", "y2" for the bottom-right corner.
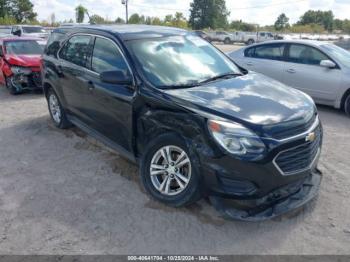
[{"x1": 43, "y1": 25, "x2": 322, "y2": 220}]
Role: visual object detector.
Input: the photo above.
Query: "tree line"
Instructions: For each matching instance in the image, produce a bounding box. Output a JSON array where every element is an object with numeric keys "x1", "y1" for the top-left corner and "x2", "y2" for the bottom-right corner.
[{"x1": 1, "y1": 0, "x2": 350, "y2": 34}]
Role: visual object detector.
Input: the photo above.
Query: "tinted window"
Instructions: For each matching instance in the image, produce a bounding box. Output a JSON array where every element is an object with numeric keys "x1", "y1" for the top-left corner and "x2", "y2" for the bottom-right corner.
[
  {"x1": 23, "y1": 26, "x2": 46, "y2": 33},
  {"x1": 253, "y1": 44, "x2": 285, "y2": 60},
  {"x1": 260, "y1": 33, "x2": 266, "y2": 37},
  {"x1": 59, "y1": 35, "x2": 92, "y2": 67},
  {"x1": 45, "y1": 32, "x2": 66, "y2": 57},
  {"x1": 5, "y1": 40, "x2": 43, "y2": 55},
  {"x1": 288, "y1": 44, "x2": 328, "y2": 65},
  {"x1": 245, "y1": 47, "x2": 255, "y2": 57},
  {"x1": 91, "y1": 37, "x2": 130, "y2": 74}
]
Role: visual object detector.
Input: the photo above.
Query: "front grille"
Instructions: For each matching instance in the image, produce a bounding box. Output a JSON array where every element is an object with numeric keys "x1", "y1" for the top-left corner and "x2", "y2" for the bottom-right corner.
[
  {"x1": 274, "y1": 125, "x2": 321, "y2": 175},
  {"x1": 264, "y1": 113, "x2": 317, "y2": 140}
]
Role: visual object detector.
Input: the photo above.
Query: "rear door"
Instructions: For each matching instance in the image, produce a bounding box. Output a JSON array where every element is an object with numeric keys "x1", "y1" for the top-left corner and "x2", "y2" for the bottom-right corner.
[
  {"x1": 282, "y1": 43, "x2": 342, "y2": 103},
  {"x1": 83, "y1": 36, "x2": 135, "y2": 152},
  {"x1": 57, "y1": 34, "x2": 94, "y2": 122},
  {"x1": 242, "y1": 43, "x2": 287, "y2": 83}
]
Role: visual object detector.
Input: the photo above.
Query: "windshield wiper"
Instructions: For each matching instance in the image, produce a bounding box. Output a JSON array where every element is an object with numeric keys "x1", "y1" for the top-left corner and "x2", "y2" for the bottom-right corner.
[
  {"x1": 158, "y1": 82, "x2": 200, "y2": 90},
  {"x1": 200, "y1": 72, "x2": 243, "y2": 85}
]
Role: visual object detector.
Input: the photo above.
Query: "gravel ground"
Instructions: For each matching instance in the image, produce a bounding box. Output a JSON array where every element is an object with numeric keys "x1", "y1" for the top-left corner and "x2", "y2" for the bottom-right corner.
[{"x1": 0, "y1": 59, "x2": 350, "y2": 254}]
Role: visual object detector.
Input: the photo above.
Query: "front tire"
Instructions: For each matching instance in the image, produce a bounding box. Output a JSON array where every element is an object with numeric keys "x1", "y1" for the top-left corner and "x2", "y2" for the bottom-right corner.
[
  {"x1": 224, "y1": 38, "x2": 231, "y2": 45},
  {"x1": 140, "y1": 133, "x2": 202, "y2": 207},
  {"x1": 344, "y1": 94, "x2": 350, "y2": 116},
  {"x1": 47, "y1": 88, "x2": 71, "y2": 129}
]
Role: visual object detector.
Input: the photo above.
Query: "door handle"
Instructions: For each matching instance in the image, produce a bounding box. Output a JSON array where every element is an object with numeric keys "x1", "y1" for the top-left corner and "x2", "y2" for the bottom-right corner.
[
  {"x1": 87, "y1": 80, "x2": 95, "y2": 91},
  {"x1": 286, "y1": 69, "x2": 296, "y2": 74},
  {"x1": 246, "y1": 62, "x2": 253, "y2": 66}
]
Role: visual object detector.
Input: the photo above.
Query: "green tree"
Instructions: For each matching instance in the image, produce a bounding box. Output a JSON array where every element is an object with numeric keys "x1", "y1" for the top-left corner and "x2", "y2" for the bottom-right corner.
[
  {"x1": 230, "y1": 20, "x2": 256, "y2": 31},
  {"x1": 274, "y1": 13, "x2": 289, "y2": 31},
  {"x1": 128, "y1": 13, "x2": 145, "y2": 24},
  {"x1": 75, "y1": 4, "x2": 88, "y2": 23},
  {"x1": 298, "y1": 10, "x2": 334, "y2": 31},
  {"x1": 115, "y1": 17, "x2": 125, "y2": 24},
  {"x1": 6, "y1": 0, "x2": 37, "y2": 23},
  {"x1": 89, "y1": 14, "x2": 105, "y2": 24},
  {"x1": 189, "y1": 0, "x2": 230, "y2": 30}
]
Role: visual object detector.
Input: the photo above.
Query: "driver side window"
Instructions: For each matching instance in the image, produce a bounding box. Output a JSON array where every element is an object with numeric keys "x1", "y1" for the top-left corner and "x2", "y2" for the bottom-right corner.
[{"x1": 91, "y1": 37, "x2": 130, "y2": 75}]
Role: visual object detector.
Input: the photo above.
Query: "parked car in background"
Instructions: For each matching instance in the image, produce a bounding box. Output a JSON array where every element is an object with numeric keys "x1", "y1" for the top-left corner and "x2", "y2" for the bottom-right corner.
[
  {"x1": 241, "y1": 31, "x2": 275, "y2": 45},
  {"x1": 229, "y1": 40, "x2": 350, "y2": 116},
  {"x1": 192, "y1": 30, "x2": 210, "y2": 41},
  {"x1": 0, "y1": 26, "x2": 12, "y2": 37},
  {"x1": 11, "y1": 25, "x2": 49, "y2": 39},
  {"x1": 42, "y1": 25, "x2": 322, "y2": 220},
  {"x1": 0, "y1": 37, "x2": 43, "y2": 94},
  {"x1": 206, "y1": 31, "x2": 236, "y2": 44}
]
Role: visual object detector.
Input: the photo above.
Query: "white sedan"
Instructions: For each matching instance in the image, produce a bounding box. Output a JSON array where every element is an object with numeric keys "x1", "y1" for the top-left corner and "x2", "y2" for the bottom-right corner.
[{"x1": 229, "y1": 40, "x2": 350, "y2": 116}]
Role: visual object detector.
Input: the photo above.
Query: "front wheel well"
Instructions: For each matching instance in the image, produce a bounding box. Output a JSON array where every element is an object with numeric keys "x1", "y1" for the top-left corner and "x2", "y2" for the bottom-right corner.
[
  {"x1": 341, "y1": 88, "x2": 350, "y2": 110},
  {"x1": 43, "y1": 82, "x2": 53, "y2": 98}
]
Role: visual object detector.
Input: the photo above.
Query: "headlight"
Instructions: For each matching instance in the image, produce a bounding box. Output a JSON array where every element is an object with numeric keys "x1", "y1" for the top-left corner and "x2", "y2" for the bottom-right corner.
[
  {"x1": 10, "y1": 66, "x2": 32, "y2": 75},
  {"x1": 208, "y1": 119, "x2": 266, "y2": 157}
]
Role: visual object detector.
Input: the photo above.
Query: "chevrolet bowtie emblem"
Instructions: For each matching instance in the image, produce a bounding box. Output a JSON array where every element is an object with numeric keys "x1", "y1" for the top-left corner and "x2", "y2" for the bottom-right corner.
[{"x1": 306, "y1": 132, "x2": 316, "y2": 142}]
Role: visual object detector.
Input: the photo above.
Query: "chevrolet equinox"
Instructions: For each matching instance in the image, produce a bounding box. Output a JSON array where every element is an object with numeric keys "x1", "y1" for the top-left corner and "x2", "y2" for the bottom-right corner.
[{"x1": 43, "y1": 25, "x2": 323, "y2": 220}]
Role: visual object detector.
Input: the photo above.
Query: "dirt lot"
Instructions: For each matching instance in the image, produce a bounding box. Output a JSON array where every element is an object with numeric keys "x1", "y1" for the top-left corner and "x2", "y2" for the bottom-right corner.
[{"x1": 0, "y1": 49, "x2": 350, "y2": 254}]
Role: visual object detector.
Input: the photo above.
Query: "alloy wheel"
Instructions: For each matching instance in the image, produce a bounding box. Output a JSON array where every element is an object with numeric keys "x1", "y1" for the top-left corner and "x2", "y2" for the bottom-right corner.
[
  {"x1": 49, "y1": 93, "x2": 62, "y2": 124},
  {"x1": 150, "y1": 145, "x2": 192, "y2": 196}
]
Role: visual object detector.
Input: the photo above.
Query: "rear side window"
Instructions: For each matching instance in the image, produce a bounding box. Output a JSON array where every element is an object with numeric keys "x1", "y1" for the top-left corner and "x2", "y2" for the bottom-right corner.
[
  {"x1": 253, "y1": 44, "x2": 285, "y2": 61},
  {"x1": 45, "y1": 32, "x2": 66, "y2": 57},
  {"x1": 91, "y1": 37, "x2": 130, "y2": 75},
  {"x1": 59, "y1": 35, "x2": 92, "y2": 67},
  {"x1": 245, "y1": 47, "x2": 255, "y2": 57},
  {"x1": 288, "y1": 44, "x2": 328, "y2": 65}
]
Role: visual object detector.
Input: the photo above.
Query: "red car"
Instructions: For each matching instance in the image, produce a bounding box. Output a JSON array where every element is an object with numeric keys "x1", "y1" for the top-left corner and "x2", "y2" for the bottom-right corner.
[{"x1": 0, "y1": 37, "x2": 44, "y2": 94}]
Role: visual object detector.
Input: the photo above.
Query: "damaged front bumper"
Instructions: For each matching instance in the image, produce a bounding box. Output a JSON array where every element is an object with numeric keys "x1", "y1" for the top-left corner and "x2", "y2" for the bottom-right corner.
[
  {"x1": 8, "y1": 71, "x2": 42, "y2": 92},
  {"x1": 209, "y1": 169, "x2": 322, "y2": 221}
]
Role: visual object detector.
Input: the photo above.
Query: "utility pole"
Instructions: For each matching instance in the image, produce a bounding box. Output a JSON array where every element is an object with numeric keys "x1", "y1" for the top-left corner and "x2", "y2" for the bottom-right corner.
[{"x1": 122, "y1": 0, "x2": 128, "y2": 24}]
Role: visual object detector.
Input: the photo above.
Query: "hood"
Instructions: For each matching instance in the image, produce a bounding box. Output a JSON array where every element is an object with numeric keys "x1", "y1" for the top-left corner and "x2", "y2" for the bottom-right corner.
[
  {"x1": 164, "y1": 72, "x2": 315, "y2": 127},
  {"x1": 5, "y1": 54, "x2": 42, "y2": 68},
  {"x1": 22, "y1": 33, "x2": 49, "y2": 39}
]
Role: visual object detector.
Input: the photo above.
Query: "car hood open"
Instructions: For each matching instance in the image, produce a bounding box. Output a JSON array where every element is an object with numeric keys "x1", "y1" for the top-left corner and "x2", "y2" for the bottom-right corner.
[{"x1": 164, "y1": 72, "x2": 315, "y2": 127}]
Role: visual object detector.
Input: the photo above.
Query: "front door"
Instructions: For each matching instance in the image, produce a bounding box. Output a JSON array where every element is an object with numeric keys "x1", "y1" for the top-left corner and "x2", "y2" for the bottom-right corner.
[
  {"x1": 83, "y1": 36, "x2": 135, "y2": 152},
  {"x1": 282, "y1": 44, "x2": 342, "y2": 104}
]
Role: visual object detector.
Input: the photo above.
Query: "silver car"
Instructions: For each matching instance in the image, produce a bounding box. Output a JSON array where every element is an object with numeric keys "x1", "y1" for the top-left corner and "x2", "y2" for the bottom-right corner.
[{"x1": 229, "y1": 40, "x2": 350, "y2": 116}]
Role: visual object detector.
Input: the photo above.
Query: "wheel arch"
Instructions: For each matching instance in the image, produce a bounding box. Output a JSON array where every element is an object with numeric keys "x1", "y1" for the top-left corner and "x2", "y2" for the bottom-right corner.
[
  {"x1": 340, "y1": 88, "x2": 350, "y2": 110},
  {"x1": 135, "y1": 108, "x2": 215, "y2": 160}
]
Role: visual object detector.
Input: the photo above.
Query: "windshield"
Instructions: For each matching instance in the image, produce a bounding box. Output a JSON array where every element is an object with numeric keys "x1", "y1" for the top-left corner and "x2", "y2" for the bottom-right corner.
[
  {"x1": 321, "y1": 44, "x2": 350, "y2": 68},
  {"x1": 5, "y1": 40, "x2": 43, "y2": 55},
  {"x1": 23, "y1": 26, "x2": 46, "y2": 34},
  {"x1": 126, "y1": 35, "x2": 241, "y2": 88}
]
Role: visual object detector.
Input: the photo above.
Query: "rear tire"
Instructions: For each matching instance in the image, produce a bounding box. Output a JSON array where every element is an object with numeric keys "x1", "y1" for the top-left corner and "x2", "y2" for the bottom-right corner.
[
  {"x1": 224, "y1": 38, "x2": 231, "y2": 45},
  {"x1": 247, "y1": 39, "x2": 255, "y2": 45},
  {"x1": 47, "y1": 88, "x2": 71, "y2": 129},
  {"x1": 344, "y1": 94, "x2": 350, "y2": 116},
  {"x1": 140, "y1": 133, "x2": 202, "y2": 207}
]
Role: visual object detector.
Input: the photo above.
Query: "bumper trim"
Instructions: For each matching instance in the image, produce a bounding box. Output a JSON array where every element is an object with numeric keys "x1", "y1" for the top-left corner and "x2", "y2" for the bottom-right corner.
[{"x1": 209, "y1": 169, "x2": 322, "y2": 221}]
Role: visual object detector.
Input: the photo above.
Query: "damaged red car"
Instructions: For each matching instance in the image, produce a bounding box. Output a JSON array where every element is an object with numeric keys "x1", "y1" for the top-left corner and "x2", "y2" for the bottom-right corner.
[{"x1": 0, "y1": 37, "x2": 44, "y2": 95}]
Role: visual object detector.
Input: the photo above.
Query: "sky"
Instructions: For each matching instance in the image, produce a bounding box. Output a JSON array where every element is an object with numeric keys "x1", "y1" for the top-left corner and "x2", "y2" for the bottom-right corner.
[{"x1": 31, "y1": 0, "x2": 350, "y2": 26}]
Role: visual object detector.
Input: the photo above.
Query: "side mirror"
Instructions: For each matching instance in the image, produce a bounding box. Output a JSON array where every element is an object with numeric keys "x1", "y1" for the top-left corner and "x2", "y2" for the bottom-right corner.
[
  {"x1": 100, "y1": 70, "x2": 133, "y2": 85},
  {"x1": 320, "y1": 60, "x2": 336, "y2": 69},
  {"x1": 13, "y1": 29, "x2": 22, "y2": 36}
]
